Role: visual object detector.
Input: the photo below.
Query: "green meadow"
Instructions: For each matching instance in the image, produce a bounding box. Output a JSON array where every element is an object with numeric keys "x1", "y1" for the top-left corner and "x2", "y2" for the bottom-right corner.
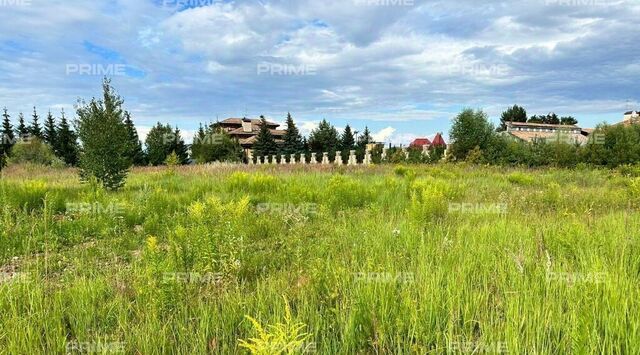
[{"x1": 1, "y1": 163, "x2": 639, "y2": 354}]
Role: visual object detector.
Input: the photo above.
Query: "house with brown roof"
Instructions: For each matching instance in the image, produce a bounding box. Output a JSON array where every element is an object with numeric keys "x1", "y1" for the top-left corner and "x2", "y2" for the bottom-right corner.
[
  {"x1": 504, "y1": 121, "x2": 590, "y2": 145},
  {"x1": 218, "y1": 117, "x2": 286, "y2": 151}
]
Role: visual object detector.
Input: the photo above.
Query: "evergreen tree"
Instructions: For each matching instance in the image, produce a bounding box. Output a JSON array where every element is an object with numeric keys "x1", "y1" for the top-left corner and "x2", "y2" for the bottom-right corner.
[
  {"x1": 301, "y1": 136, "x2": 310, "y2": 163},
  {"x1": 357, "y1": 126, "x2": 373, "y2": 147},
  {"x1": 171, "y1": 127, "x2": 189, "y2": 164},
  {"x1": 282, "y1": 112, "x2": 303, "y2": 157},
  {"x1": 544, "y1": 113, "x2": 560, "y2": 125},
  {"x1": 308, "y1": 119, "x2": 339, "y2": 159},
  {"x1": 339, "y1": 125, "x2": 356, "y2": 163},
  {"x1": 29, "y1": 107, "x2": 43, "y2": 139},
  {"x1": 341, "y1": 125, "x2": 355, "y2": 150},
  {"x1": 123, "y1": 111, "x2": 146, "y2": 166},
  {"x1": 498, "y1": 105, "x2": 527, "y2": 131},
  {"x1": 253, "y1": 116, "x2": 278, "y2": 160},
  {"x1": 560, "y1": 116, "x2": 578, "y2": 125},
  {"x1": 1, "y1": 107, "x2": 15, "y2": 157},
  {"x1": 55, "y1": 109, "x2": 79, "y2": 166},
  {"x1": 16, "y1": 112, "x2": 28, "y2": 139},
  {"x1": 145, "y1": 122, "x2": 175, "y2": 166},
  {"x1": 528, "y1": 115, "x2": 543, "y2": 124},
  {"x1": 195, "y1": 125, "x2": 243, "y2": 163},
  {"x1": 76, "y1": 79, "x2": 132, "y2": 190},
  {"x1": 191, "y1": 123, "x2": 207, "y2": 163},
  {"x1": 43, "y1": 110, "x2": 57, "y2": 147}
]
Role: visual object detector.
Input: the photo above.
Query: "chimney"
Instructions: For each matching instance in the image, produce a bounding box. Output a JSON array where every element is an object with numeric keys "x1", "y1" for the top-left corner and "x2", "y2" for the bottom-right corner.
[{"x1": 242, "y1": 118, "x2": 252, "y2": 133}]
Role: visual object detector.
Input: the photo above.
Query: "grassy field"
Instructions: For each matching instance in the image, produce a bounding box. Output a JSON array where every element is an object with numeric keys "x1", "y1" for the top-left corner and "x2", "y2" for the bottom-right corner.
[{"x1": 1, "y1": 163, "x2": 639, "y2": 354}]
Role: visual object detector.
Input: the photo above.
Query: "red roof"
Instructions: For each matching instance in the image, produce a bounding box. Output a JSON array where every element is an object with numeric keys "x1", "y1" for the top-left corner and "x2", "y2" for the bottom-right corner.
[
  {"x1": 409, "y1": 138, "x2": 432, "y2": 147},
  {"x1": 431, "y1": 133, "x2": 447, "y2": 147}
]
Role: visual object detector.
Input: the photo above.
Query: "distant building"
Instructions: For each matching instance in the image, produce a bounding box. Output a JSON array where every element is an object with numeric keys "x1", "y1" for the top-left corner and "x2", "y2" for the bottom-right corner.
[
  {"x1": 409, "y1": 138, "x2": 431, "y2": 148},
  {"x1": 409, "y1": 133, "x2": 447, "y2": 150},
  {"x1": 218, "y1": 117, "x2": 286, "y2": 151},
  {"x1": 619, "y1": 111, "x2": 640, "y2": 126},
  {"x1": 504, "y1": 121, "x2": 589, "y2": 145},
  {"x1": 431, "y1": 133, "x2": 447, "y2": 148}
]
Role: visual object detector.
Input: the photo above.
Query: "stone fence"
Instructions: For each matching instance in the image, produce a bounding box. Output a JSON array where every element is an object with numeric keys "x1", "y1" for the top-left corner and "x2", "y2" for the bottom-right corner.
[{"x1": 247, "y1": 146, "x2": 448, "y2": 165}]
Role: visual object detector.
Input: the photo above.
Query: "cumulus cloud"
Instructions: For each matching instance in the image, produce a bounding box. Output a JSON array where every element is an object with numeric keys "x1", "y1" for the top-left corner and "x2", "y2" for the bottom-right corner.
[{"x1": 0, "y1": 0, "x2": 638, "y2": 143}]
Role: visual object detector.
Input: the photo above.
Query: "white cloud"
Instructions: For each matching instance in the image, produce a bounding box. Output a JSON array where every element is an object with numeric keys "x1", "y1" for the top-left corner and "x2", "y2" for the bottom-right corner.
[
  {"x1": 0, "y1": 0, "x2": 638, "y2": 142},
  {"x1": 372, "y1": 126, "x2": 396, "y2": 142}
]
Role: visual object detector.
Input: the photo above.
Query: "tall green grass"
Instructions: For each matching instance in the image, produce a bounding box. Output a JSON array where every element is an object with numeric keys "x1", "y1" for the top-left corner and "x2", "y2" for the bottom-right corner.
[{"x1": 0, "y1": 164, "x2": 638, "y2": 353}]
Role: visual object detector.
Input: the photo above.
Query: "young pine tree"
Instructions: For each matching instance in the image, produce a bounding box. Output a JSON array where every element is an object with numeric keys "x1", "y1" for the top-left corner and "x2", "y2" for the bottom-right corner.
[
  {"x1": 171, "y1": 127, "x2": 189, "y2": 165},
  {"x1": 1, "y1": 107, "x2": 15, "y2": 157},
  {"x1": 123, "y1": 111, "x2": 147, "y2": 166},
  {"x1": 55, "y1": 109, "x2": 79, "y2": 166},
  {"x1": 29, "y1": 107, "x2": 43, "y2": 139},
  {"x1": 75, "y1": 79, "x2": 132, "y2": 190},
  {"x1": 191, "y1": 123, "x2": 207, "y2": 163},
  {"x1": 16, "y1": 112, "x2": 28, "y2": 139},
  {"x1": 340, "y1": 124, "x2": 355, "y2": 163},
  {"x1": 253, "y1": 116, "x2": 278, "y2": 160},
  {"x1": 44, "y1": 110, "x2": 57, "y2": 147},
  {"x1": 282, "y1": 112, "x2": 303, "y2": 158},
  {"x1": 308, "y1": 119, "x2": 339, "y2": 155},
  {"x1": 357, "y1": 126, "x2": 373, "y2": 147}
]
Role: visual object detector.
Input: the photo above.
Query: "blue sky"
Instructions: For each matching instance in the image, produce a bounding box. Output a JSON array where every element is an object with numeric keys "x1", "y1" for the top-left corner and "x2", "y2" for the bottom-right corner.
[{"x1": 0, "y1": 0, "x2": 638, "y2": 144}]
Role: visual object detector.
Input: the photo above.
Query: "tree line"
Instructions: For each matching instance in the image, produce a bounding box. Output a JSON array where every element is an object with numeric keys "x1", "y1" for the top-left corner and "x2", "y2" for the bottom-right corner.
[
  {"x1": 450, "y1": 106, "x2": 640, "y2": 168},
  {"x1": 0, "y1": 106, "x2": 80, "y2": 168},
  {"x1": 0, "y1": 79, "x2": 385, "y2": 189},
  {"x1": 497, "y1": 105, "x2": 578, "y2": 131}
]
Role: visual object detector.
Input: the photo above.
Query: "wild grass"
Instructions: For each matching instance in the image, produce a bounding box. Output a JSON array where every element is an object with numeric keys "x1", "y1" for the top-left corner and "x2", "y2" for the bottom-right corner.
[{"x1": 0, "y1": 163, "x2": 639, "y2": 353}]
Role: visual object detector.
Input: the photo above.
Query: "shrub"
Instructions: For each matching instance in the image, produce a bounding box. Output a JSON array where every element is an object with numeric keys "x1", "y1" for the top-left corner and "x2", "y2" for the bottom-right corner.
[{"x1": 7, "y1": 138, "x2": 62, "y2": 167}]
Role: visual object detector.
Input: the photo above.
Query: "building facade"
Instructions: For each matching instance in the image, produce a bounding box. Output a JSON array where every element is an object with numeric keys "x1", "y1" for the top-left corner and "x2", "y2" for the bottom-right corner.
[
  {"x1": 504, "y1": 121, "x2": 590, "y2": 145},
  {"x1": 218, "y1": 117, "x2": 286, "y2": 150}
]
